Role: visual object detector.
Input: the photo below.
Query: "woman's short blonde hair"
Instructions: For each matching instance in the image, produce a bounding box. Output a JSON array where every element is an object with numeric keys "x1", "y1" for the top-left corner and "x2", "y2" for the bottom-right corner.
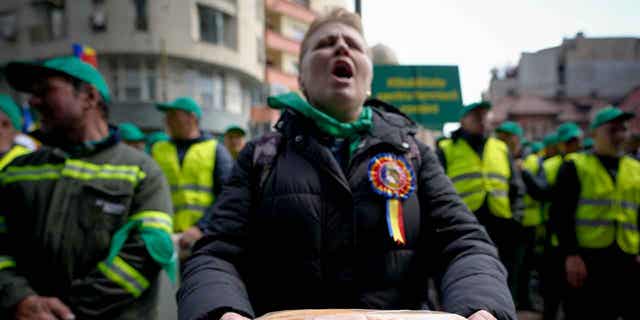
[{"x1": 299, "y1": 8, "x2": 365, "y2": 63}]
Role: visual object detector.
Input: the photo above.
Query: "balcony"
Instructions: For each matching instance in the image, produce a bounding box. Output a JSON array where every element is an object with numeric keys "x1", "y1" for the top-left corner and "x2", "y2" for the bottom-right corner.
[
  {"x1": 266, "y1": 0, "x2": 316, "y2": 24},
  {"x1": 266, "y1": 67, "x2": 299, "y2": 90},
  {"x1": 266, "y1": 29, "x2": 301, "y2": 56}
]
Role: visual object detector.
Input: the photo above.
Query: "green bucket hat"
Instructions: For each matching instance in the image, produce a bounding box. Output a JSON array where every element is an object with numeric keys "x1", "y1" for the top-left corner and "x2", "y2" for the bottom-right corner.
[
  {"x1": 224, "y1": 125, "x2": 246, "y2": 136},
  {"x1": 590, "y1": 106, "x2": 634, "y2": 130},
  {"x1": 0, "y1": 94, "x2": 23, "y2": 130},
  {"x1": 118, "y1": 122, "x2": 145, "y2": 142},
  {"x1": 530, "y1": 141, "x2": 544, "y2": 153},
  {"x1": 543, "y1": 133, "x2": 559, "y2": 147},
  {"x1": 557, "y1": 122, "x2": 583, "y2": 143},
  {"x1": 460, "y1": 101, "x2": 491, "y2": 118},
  {"x1": 5, "y1": 56, "x2": 111, "y2": 103},
  {"x1": 495, "y1": 121, "x2": 524, "y2": 138},
  {"x1": 156, "y1": 97, "x2": 202, "y2": 119}
]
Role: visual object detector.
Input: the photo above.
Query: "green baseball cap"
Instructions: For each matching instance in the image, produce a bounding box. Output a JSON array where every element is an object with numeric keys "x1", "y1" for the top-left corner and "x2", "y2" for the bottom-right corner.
[
  {"x1": 530, "y1": 141, "x2": 544, "y2": 153},
  {"x1": 543, "y1": 133, "x2": 559, "y2": 147},
  {"x1": 224, "y1": 125, "x2": 246, "y2": 136},
  {"x1": 0, "y1": 94, "x2": 23, "y2": 130},
  {"x1": 582, "y1": 137, "x2": 594, "y2": 149},
  {"x1": 118, "y1": 122, "x2": 145, "y2": 142},
  {"x1": 590, "y1": 106, "x2": 634, "y2": 130},
  {"x1": 556, "y1": 122, "x2": 583, "y2": 143},
  {"x1": 5, "y1": 56, "x2": 110, "y2": 103},
  {"x1": 156, "y1": 97, "x2": 202, "y2": 119},
  {"x1": 495, "y1": 121, "x2": 524, "y2": 138},
  {"x1": 460, "y1": 101, "x2": 491, "y2": 118},
  {"x1": 146, "y1": 131, "x2": 169, "y2": 145}
]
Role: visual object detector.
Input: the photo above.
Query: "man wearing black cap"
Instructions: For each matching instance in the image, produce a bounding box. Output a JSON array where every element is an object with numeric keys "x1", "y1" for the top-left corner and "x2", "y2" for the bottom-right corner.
[
  {"x1": 0, "y1": 57, "x2": 175, "y2": 320},
  {"x1": 550, "y1": 107, "x2": 640, "y2": 319},
  {"x1": 437, "y1": 102, "x2": 524, "y2": 303}
]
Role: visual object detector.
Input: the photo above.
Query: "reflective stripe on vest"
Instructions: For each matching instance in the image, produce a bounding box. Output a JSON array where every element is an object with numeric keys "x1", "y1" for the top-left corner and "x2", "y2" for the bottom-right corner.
[
  {"x1": 573, "y1": 153, "x2": 640, "y2": 255},
  {"x1": 0, "y1": 255, "x2": 16, "y2": 270},
  {"x1": 522, "y1": 154, "x2": 543, "y2": 227},
  {"x1": 0, "y1": 160, "x2": 146, "y2": 186},
  {"x1": 98, "y1": 256, "x2": 149, "y2": 297},
  {"x1": 439, "y1": 137, "x2": 512, "y2": 219},
  {"x1": 152, "y1": 139, "x2": 216, "y2": 232},
  {"x1": 129, "y1": 211, "x2": 173, "y2": 234},
  {"x1": 0, "y1": 145, "x2": 31, "y2": 170}
]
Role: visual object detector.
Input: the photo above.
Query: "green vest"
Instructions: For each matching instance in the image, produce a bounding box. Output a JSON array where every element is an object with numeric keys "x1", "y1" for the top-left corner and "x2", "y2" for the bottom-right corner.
[
  {"x1": 439, "y1": 137, "x2": 512, "y2": 219},
  {"x1": 0, "y1": 145, "x2": 31, "y2": 170},
  {"x1": 522, "y1": 153, "x2": 543, "y2": 227},
  {"x1": 572, "y1": 153, "x2": 640, "y2": 255},
  {"x1": 152, "y1": 139, "x2": 217, "y2": 232}
]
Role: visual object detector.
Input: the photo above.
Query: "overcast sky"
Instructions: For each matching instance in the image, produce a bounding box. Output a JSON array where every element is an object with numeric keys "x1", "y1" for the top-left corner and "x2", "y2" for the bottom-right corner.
[{"x1": 346, "y1": 0, "x2": 639, "y2": 104}]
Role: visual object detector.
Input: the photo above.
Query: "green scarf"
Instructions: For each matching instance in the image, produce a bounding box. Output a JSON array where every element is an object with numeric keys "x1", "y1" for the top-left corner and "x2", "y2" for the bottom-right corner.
[
  {"x1": 107, "y1": 220, "x2": 177, "y2": 283},
  {"x1": 267, "y1": 92, "x2": 373, "y2": 158}
]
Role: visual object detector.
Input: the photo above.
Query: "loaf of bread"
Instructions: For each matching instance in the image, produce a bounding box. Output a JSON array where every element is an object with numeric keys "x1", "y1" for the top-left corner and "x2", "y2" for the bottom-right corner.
[{"x1": 256, "y1": 309, "x2": 465, "y2": 320}]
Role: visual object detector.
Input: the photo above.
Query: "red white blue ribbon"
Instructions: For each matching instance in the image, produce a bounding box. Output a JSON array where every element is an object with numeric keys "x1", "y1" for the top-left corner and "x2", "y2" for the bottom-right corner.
[{"x1": 368, "y1": 153, "x2": 415, "y2": 245}]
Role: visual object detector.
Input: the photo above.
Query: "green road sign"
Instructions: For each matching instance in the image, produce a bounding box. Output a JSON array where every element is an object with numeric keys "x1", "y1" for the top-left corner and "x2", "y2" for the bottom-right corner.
[{"x1": 371, "y1": 65, "x2": 463, "y2": 130}]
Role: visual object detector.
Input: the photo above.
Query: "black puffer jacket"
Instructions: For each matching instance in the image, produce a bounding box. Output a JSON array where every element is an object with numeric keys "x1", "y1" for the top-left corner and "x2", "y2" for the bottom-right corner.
[{"x1": 177, "y1": 101, "x2": 516, "y2": 320}]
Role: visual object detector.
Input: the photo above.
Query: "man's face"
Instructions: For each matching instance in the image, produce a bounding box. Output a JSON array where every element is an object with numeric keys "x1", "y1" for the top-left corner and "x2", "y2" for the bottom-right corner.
[
  {"x1": 461, "y1": 108, "x2": 489, "y2": 135},
  {"x1": 595, "y1": 119, "x2": 628, "y2": 154},
  {"x1": 165, "y1": 109, "x2": 197, "y2": 140},
  {"x1": 224, "y1": 132, "x2": 246, "y2": 156},
  {"x1": 28, "y1": 76, "x2": 87, "y2": 135},
  {"x1": 0, "y1": 111, "x2": 16, "y2": 149}
]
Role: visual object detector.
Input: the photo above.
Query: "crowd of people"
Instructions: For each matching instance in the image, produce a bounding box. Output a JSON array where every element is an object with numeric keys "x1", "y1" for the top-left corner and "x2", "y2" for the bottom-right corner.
[{"x1": 0, "y1": 7, "x2": 637, "y2": 320}]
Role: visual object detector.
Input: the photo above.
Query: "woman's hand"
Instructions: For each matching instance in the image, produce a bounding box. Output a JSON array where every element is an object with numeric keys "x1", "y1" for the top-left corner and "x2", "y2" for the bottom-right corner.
[
  {"x1": 467, "y1": 310, "x2": 496, "y2": 320},
  {"x1": 220, "y1": 311, "x2": 251, "y2": 320}
]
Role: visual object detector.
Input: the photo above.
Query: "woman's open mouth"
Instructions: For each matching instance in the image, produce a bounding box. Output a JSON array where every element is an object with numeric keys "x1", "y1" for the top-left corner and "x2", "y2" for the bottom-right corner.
[{"x1": 331, "y1": 60, "x2": 354, "y2": 79}]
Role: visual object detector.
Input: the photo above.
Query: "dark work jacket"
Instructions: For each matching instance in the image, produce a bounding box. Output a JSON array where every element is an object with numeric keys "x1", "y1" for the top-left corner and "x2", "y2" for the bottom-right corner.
[{"x1": 178, "y1": 103, "x2": 516, "y2": 320}]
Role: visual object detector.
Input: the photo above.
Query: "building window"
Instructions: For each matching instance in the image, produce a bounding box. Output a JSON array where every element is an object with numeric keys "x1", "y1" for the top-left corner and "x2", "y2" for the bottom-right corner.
[
  {"x1": 125, "y1": 62, "x2": 142, "y2": 101},
  {"x1": 195, "y1": 71, "x2": 225, "y2": 112},
  {"x1": 146, "y1": 61, "x2": 157, "y2": 101},
  {"x1": 212, "y1": 73, "x2": 225, "y2": 111},
  {"x1": 0, "y1": 11, "x2": 18, "y2": 43},
  {"x1": 109, "y1": 60, "x2": 119, "y2": 99},
  {"x1": 198, "y1": 4, "x2": 237, "y2": 49},
  {"x1": 133, "y1": 0, "x2": 148, "y2": 31},
  {"x1": 29, "y1": 1, "x2": 67, "y2": 43},
  {"x1": 287, "y1": 22, "x2": 307, "y2": 42},
  {"x1": 197, "y1": 71, "x2": 214, "y2": 111},
  {"x1": 90, "y1": 0, "x2": 107, "y2": 32}
]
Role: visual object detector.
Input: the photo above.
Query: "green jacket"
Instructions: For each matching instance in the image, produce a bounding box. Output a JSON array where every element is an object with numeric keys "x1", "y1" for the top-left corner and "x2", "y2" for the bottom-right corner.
[{"x1": 0, "y1": 132, "x2": 173, "y2": 320}]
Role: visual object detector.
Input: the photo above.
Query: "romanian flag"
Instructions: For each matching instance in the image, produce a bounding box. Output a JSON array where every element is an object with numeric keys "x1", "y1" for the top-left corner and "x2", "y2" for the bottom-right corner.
[{"x1": 72, "y1": 43, "x2": 98, "y2": 67}]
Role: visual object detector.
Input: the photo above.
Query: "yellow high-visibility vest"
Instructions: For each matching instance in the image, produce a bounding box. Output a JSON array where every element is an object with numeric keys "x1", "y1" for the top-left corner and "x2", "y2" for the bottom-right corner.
[
  {"x1": 439, "y1": 137, "x2": 512, "y2": 219},
  {"x1": 152, "y1": 139, "x2": 216, "y2": 232},
  {"x1": 522, "y1": 153, "x2": 543, "y2": 227},
  {"x1": 542, "y1": 154, "x2": 571, "y2": 247},
  {"x1": 0, "y1": 145, "x2": 31, "y2": 170},
  {"x1": 572, "y1": 153, "x2": 640, "y2": 255}
]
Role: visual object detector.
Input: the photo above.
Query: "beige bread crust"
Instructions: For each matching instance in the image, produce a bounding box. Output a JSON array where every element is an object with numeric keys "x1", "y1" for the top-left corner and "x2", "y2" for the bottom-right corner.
[{"x1": 257, "y1": 309, "x2": 466, "y2": 320}]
